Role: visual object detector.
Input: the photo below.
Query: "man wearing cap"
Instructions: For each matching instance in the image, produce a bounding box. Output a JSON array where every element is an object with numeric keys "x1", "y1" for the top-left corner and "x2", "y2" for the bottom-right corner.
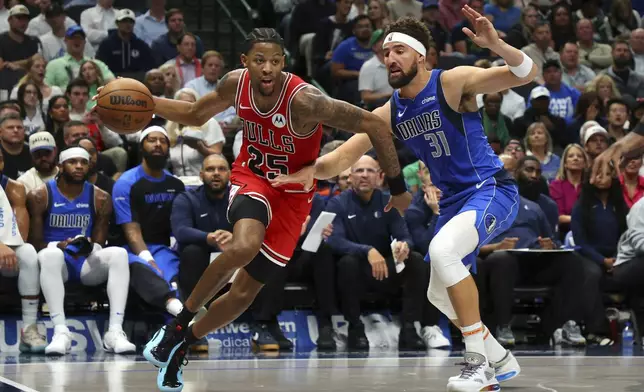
[
  {"x1": 540, "y1": 59, "x2": 580, "y2": 124},
  {"x1": 112, "y1": 126, "x2": 185, "y2": 318},
  {"x1": 44, "y1": 25, "x2": 114, "y2": 90},
  {"x1": 584, "y1": 125, "x2": 610, "y2": 165},
  {"x1": 28, "y1": 146, "x2": 136, "y2": 355},
  {"x1": 25, "y1": 0, "x2": 75, "y2": 38},
  {"x1": 39, "y1": 4, "x2": 95, "y2": 62},
  {"x1": 0, "y1": 113, "x2": 32, "y2": 180},
  {"x1": 358, "y1": 29, "x2": 392, "y2": 110},
  {"x1": 331, "y1": 15, "x2": 373, "y2": 105},
  {"x1": 0, "y1": 5, "x2": 42, "y2": 95},
  {"x1": 80, "y1": 0, "x2": 118, "y2": 52},
  {"x1": 514, "y1": 86, "x2": 568, "y2": 150},
  {"x1": 96, "y1": 9, "x2": 155, "y2": 74},
  {"x1": 17, "y1": 132, "x2": 59, "y2": 193}
]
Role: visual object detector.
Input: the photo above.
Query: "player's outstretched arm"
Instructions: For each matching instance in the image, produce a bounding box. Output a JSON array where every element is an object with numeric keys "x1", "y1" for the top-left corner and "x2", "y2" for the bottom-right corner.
[
  {"x1": 91, "y1": 188, "x2": 113, "y2": 246},
  {"x1": 26, "y1": 187, "x2": 47, "y2": 251},
  {"x1": 591, "y1": 121, "x2": 644, "y2": 184},
  {"x1": 6, "y1": 179, "x2": 29, "y2": 241},
  {"x1": 151, "y1": 69, "x2": 242, "y2": 127}
]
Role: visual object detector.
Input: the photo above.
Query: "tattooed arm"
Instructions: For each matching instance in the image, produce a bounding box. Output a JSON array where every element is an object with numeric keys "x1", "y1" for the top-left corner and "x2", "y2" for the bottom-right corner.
[
  {"x1": 91, "y1": 188, "x2": 112, "y2": 246},
  {"x1": 6, "y1": 179, "x2": 29, "y2": 241},
  {"x1": 26, "y1": 186, "x2": 48, "y2": 251}
]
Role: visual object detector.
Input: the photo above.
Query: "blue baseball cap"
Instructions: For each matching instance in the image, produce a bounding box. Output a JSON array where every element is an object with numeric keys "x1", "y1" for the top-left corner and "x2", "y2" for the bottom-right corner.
[{"x1": 65, "y1": 25, "x2": 85, "y2": 38}]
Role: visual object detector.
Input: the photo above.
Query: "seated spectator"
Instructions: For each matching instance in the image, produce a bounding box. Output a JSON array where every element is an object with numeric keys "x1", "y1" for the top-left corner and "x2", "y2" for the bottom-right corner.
[
  {"x1": 524, "y1": 122, "x2": 561, "y2": 182},
  {"x1": 331, "y1": 16, "x2": 373, "y2": 105},
  {"x1": 612, "y1": 196, "x2": 644, "y2": 299},
  {"x1": 144, "y1": 68, "x2": 166, "y2": 97},
  {"x1": 0, "y1": 113, "x2": 31, "y2": 179},
  {"x1": 0, "y1": 5, "x2": 42, "y2": 96},
  {"x1": 10, "y1": 55, "x2": 63, "y2": 110},
  {"x1": 367, "y1": 0, "x2": 390, "y2": 31},
  {"x1": 134, "y1": 0, "x2": 167, "y2": 47},
  {"x1": 326, "y1": 155, "x2": 434, "y2": 350},
  {"x1": 96, "y1": 9, "x2": 155, "y2": 74},
  {"x1": 586, "y1": 73, "x2": 621, "y2": 108},
  {"x1": 516, "y1": 156, "x2": 560, "y2": 233},
  {"x1": 505, "y1": 5, "x2": 538, "y2": 50},
  {"x1": 521, "y1": 22, "x2": 559, "y2": 81},
  {"x1": 549, "y1": 3, "x2": 575, "y2": 52},
  {"x1": 632, "y1": 28, "x2": 644, "y2": 75},
  {"x1": 358, "y1": 29, "x2": 392, "y2": 110},
  {"x1": 560, "y1": 42, "x2": 596, "y2": 92},
  {"x1": 476, "y1": 86, "x2": 527, "y2": 121},
  {"x1": 159, "y1": 62, "x2": 181, "y2": 99},
  {"x1": 166, "y1": 88, "x2": 224, "y2": 176},
  {"x1": 451, "y1": 0, "x2": 490, "y2": 58},
  {"x1": 387, "y1": 0, "x2": 421, "y2": 21},
  {"x1": 80, "y1": 0, "x2": 118, "y2": 52},
  {"x1": 25, "y1": 0, "x2": 75, "y2": 37},
  {"x1": 151, "y1": 9, "x2": 204, "y2": 66},
  {"x1": 475, "y1": 157, "x2": 587, "y2": 346},
  {"x1": 607, "y1": 0, "x2": 641, "y2": 39},
  {"x1": 17, "y1": 82, "x2": 46, "y2": 135},
  {"x1": 620, "y1": 155, "x2": 644, "y2": 209},
  {"x1": 574, "y1": 0, "x2": 611, "y2": 42},
  {"x1": 66, "y1": 78, "x2": 90, "y2": 121},
  {"x1": 312, "y1": 0, "x2": 353, "y2": 90},
  {"x1": 605, "y1": 98, "x2": 630, "y2": 142},
  {"x1": 62, "y1": 120, "x2": 119, "y2": 178},
  {"x1": 39, "y1": 3, "x2": 95, "y2": 62},
  {"x1": 541, "y1": 59, "x2": 580, "y2": 125},
  {"x1": 78, "y1": 60, "x2": 105, "y2": 110},
  {"x1": 44, "y1": 95, "x2": 70, "y2": 150},
  {"x1": 567, "y1": 92, "x2": 605, "y2": 145},
  {"x1": 583, "y1": 124, "x2": 610, "y2": 167},
  {"x1": 504, "y1": 139, "x2": 526, "y2": 162},
  {"x1": 481, "y1": 92, "x2": 512, "y2": 149},
  {"x1": 44, "y1": 26, "x2": 114, "y2": 91},
  {"x1": 17, "y1": 132, "x2": 58, "y2": 192},
  {"x1": 405, "y1": 170, "x2": 439, "y2": 255},
  {"x1": 421, "y1": 0, "x2": 450, "y2": 54},
  {"x1": 164, "y1": 32, "x2": 201, "y2": 88},
  {"x1": 513, "y1": 87, "x2": 567, "y2": 147},
  {"x1": 602, "y1": 39, "x2": 644, "y2": 99},
  {"x1": 576, "y1": 19, "x2": 612, "y2": 73},
  {"x1": 484, "y1": 0, "x2": 521, "y2": 34},
  {"x1": 112, "y1": 126, "x2": 185, "y2": 316},
  {"x1": 549, "y1": 144, "x2": 587, "y2": 231}
]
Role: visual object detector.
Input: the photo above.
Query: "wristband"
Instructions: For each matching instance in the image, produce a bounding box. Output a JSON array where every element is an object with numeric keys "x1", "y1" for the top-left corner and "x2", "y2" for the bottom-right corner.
[
  {"x1": 138, "y1": 250, "x2": 154, "y2": 262},
  {"x1": 388, "y1": 173, "x2": 407, "y2": 196},
  {"x1": 508, "y1": 51, "x2": 533, "y2": 78}
]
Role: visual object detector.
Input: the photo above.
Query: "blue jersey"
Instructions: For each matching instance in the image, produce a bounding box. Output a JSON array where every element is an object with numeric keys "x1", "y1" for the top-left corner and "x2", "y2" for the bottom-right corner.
[
  {"x1": 43, "y1": 180, "x2": 95, "y2": 243},
  {"x1": 390, "y1": 69, "x2": 505, "y2": 204}
]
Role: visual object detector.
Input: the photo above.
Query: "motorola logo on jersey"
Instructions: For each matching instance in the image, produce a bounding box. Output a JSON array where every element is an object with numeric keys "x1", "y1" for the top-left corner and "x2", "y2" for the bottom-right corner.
[
  {"x1": 395, "y1": 110, "x2": 442, "y2": 140},
  {"x1": 243, "y1": 119, "x2": 295, "y2": 154},
  {"x1": 272, "y1": 113, "x2": 286, "y2": 128},
  {"x1": 49, "y1": 213, "x2": 91, "y2": 229}
]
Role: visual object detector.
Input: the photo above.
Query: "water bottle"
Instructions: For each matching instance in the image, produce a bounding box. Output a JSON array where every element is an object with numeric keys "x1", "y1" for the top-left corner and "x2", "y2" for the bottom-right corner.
[{"x1": 622, "y1": 321, "x2": 634, "y2": 353}]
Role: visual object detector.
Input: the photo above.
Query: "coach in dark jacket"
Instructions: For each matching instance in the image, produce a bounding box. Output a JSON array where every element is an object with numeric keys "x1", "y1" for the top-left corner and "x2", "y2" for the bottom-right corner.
[{"x1": 326, "y1": 155, "x2": 427, "y2": 351}]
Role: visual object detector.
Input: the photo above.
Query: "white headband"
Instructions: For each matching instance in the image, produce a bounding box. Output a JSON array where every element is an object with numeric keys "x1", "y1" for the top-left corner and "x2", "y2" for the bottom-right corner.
[
  {"x1": 139, "y1": 126, "x2": 169, "y2": 143},
  {"x1": 383, "y1": 32, "x2": 426, "y2": 56},
  {"x1": 59, "y1": 147, "x2": 89, "y2": 164}
]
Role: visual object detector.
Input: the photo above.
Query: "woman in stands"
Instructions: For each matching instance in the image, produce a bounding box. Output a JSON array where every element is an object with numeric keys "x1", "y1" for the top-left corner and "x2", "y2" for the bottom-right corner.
[
  {"x1": 17, "y1": 81, "x2": 46, "y2": 136},
  {"x1": 567, "y1": 92, "x2": 606, "y2": 145},
  {"x1": 44, "y1": 95, "x2": 70, "y2": 151},
  {"x1": 10, "y1": 54, "x2": 62, "y2": 111},
  {"x1": 159, "y1": 63, "x2": 181, "y2": 99},
  {"x1": 550, "y1": 144, "x2": 588, "y2": 234},
  {"x1": 524, "y1": 122, "x2": 561, "y2": 182},
  {"x1": 550, "y1": 3, "x2": 575, "y2": 52},
  {"x1": 586, "y1": 74, "x2": 621, "y2": 109},
  {"x1": 367, "y1": 0, "x2": 390, "y2": 30},
  {"x1": 79, "y1": 60, "x2": 109, "y2": 111}
]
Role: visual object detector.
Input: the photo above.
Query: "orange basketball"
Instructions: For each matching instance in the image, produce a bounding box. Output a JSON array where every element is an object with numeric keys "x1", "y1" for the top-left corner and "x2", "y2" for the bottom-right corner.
[{"x1": 95, "y1": 78, "x2": 155, "y2": 134}]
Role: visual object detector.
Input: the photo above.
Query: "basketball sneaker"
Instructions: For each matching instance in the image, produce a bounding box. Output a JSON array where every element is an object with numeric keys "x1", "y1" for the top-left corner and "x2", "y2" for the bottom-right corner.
[
  {"x1": 551, "y1": 320, "x2": 586, "y2": 346},
  {"x1": 157, "y1": 341, "x2": 189, "y2": 392},
  {"x1": 491, "y1": 350, "x2": 521, "y2": 382},
  {"x1": 250, "y1": 323, "x2": 280, "y2": 351},
  {"x1": 19, "y1": 324, "x2": 47, "y2": 353},
  {"x1": 421, "y1": 325, "x2": 451, "y2": 349},
  {"x1": 103, "y1": 329, "x2": 136, "y2": 354},
  {"x1": 45, "y1": 325, "x2": 72, "y2": 356},
  {"x1": 446, "y1": 352, "x2": 500, "y2": 392},
  {"x1": 144, "y1": 320, "x2": 186, "y2": 368}
]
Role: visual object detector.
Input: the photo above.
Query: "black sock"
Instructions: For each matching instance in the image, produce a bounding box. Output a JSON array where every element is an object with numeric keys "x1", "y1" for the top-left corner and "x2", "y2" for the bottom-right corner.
[
  {"x1": 184, "y1": 324, "x2": 199, "y2": 345},
  {"x1": 176, "y1": 307, "x2": 197, "y2": 328}
]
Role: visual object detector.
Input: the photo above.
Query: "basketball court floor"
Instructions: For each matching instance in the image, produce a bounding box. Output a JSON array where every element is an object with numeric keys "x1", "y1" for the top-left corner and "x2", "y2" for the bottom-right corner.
[{"x1": 0, "y1": 347, "x2": 642, "y2": 392}]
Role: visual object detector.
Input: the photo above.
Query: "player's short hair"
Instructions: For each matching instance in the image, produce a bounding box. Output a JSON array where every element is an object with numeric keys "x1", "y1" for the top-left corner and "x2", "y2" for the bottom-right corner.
[
  {"x1": 245, "y1": 28, "x2": 285, "y2": 54},
  {"x1": 383, "y1": 17, "x2": 433, "y2": 54}
]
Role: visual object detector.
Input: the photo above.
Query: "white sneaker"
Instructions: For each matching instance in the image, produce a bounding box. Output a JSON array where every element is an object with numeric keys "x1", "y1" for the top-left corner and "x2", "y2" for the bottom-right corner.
[
  {"x1": 421, "y1": 326, "x2": 451, "y2": 349},
  {"x1": 447, "y1": 352, "x2": 500, "y2": 392},
  {"x1": 103, "y1": 329, "x2": 136, "y2": 354},
  {"x1": 19, "y1": 324, "x2": 47, "y2": 353},
  {"x1": 45, "y1": 326, "x2": 72, "y2": 356},
  {"x1": 491, "y1": 350, "x2": 521, "y2": 383}
]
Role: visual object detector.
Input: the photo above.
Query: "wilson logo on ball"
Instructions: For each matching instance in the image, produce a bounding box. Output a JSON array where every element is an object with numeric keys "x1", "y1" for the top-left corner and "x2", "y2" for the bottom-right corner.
[{"x1": 109, "y1": 96, "x2": 149, "y2": 108}]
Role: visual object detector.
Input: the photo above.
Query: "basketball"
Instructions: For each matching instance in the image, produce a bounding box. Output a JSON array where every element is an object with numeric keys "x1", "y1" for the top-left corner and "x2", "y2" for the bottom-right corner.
[{"x1": 95, "y1": 78, "x2": 155, "y2": 134}]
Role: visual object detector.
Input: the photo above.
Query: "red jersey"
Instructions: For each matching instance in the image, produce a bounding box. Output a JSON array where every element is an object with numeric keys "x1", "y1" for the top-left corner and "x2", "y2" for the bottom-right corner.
[{"x1": 234, "y1": 70, "x2": 322, "y2": 192}]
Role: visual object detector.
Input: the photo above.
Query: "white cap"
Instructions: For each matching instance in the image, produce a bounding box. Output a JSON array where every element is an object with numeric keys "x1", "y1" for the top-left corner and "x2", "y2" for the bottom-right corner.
[
  {"x1": 9, "y1": 5, "x2": 29, "y2": 17},
  {"x1": 579, "y1": 120, "x2": 600, "y2": 144},
  {"x1": 139, "y1": 126, "x2": 169, "y2": 143},
  {"x1": 583, "y1": 125, "x2": 609, "y2": 145},
  {"x1": 530, "y1": 86, "x2": 551, "y2": 101},
  {"x1": 28, "y1": 132, "x2": 56, "y2": 153},
  {"x1": 116, "y1": 9, "x2": 136, "y2": 22}
]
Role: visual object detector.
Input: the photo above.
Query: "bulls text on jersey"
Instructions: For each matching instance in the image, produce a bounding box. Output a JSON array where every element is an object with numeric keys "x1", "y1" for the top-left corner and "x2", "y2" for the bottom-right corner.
[{"x1": 242, "y1": 119, "x2": 296, "y2": 154}]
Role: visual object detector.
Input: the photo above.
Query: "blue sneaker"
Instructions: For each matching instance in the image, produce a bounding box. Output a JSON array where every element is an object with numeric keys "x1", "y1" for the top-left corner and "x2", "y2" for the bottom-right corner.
[
  {"x1": 158, "y1": 342, "x2": 189, "y2": 392},
  {"x1": 144, "y1": 321, "x2": 186, "y2": 368}
]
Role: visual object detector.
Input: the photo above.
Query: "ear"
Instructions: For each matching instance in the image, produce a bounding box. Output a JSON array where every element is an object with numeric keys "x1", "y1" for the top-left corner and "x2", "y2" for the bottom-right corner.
[{"x1": 240, "y1": 53, "x2": 248, "y2": 68}]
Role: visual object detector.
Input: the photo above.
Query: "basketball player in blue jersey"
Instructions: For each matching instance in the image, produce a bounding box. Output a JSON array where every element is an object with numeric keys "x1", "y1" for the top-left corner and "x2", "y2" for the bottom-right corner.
[
  {"x1": 271, "y1": 7, "x2": 538, "y2": 392},
  {"x1": 27, "y1": 147, "x2": 135, "y2": 356}
]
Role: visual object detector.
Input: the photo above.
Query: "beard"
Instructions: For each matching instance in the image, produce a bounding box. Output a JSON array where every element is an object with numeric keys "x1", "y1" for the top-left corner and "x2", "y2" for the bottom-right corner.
[
  {"x1": 517, "y1": 177, "x2": 542, "y2": 201},
  {"x1": 614, "y1": 57, "x2": 631, "y2": 69},
  {"x1": 61, "y1": 170, "x2": 87, "y2": 185},
  {"x1": 142, "y1": 149, "x2": 169, "y2": 170},
  {"x1": 389, "y1": 62, "x2": 418, "y2": 89}
]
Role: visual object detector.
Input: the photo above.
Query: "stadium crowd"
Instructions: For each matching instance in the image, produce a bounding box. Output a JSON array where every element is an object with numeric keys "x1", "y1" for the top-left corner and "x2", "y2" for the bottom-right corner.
[{"x1": 0, "y1": 0, "x2": 643, "y2": 355}]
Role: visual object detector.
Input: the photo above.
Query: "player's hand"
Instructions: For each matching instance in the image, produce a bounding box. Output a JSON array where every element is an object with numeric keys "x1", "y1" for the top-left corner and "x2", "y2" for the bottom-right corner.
[
  {"x1": 385, "y1": 191, "x2": 412, "y2": 215},
  {"x1": 423, "y1": 186, "x2": 440, "y2": 215},
  {"x1": 496, "y1": 237, "x2": 518, "y2": 251},
  {"x1": 538, "y1": 236, "x2": 556, "y2": 250},
  {"x1": 322, "y1": 223, "x2": 333, "y2": 239},
  {"x1": 300, "y1": 215, "x2": 311, "y2": 237},
  {"x1": 368, "y1": 248, "x2": 388, "y2": 281},
  {"x1": 393, "y1": 241, "x2": 410, "y2": 262},
  {"x1": 56, "y1": 238, "x2": 75, "y2": 250},
  {"x1": 461, "y1": 5, "x2": 500, "y2": 50},
  {"x1": 0, "y1": 243, "x2": 17, "y2": 272},
  {"x1": 269, "y1": 164, "x2": 316, "y2": 191},
  {"x1": 591, "y1": 142, "x2": 624, "y2": 185}
]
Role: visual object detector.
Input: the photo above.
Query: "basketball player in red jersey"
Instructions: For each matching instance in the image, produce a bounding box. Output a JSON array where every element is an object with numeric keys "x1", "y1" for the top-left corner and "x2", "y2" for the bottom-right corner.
[{"x1": 139, "y1": 28, "x2": 410, "y2": 391}]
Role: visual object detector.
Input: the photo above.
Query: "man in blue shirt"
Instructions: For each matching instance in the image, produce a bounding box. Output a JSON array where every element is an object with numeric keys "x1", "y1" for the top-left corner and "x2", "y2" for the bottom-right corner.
[
  {"x1": 331, "y1": 15, "x2": 373, "y2": 105},
  {"x1": 542, "y1": 59, "x2": 580, "y2": 124},
  {"x1": 515, "y1": 156, "x2": 559, "y2": 234},
  {"x1": 483, "y1": 0, "x2": 521, "y2": 34}
]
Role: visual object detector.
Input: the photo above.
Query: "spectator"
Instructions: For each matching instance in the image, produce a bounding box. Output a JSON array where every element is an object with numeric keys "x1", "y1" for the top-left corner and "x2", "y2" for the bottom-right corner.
[
  {"x1": 289, "y1": 0, "x2": 336, "y2": 60},
  {"x1": 171, "y1": 154, "x2": 231, "y2": 352},
  {"x1": 583, "y1": 124, "x2": 610, "y2": 166},
  {"x1": 78, "y1": 60, "x2": 106, "y2": 110},
  {"x1": 0, "y1": 0, "x2": 7, "y2": 34},
  {"x1": 39, "y1": 4, "x2": 95, "y2": 62},
  {"x1": 134, "y1": 0, "x2": 167, "y2": 47},
  {"x1": 44, "y1": 26, "x2": 114, "y2": 91},
  {"x1": 26, "y1": 1, "x2": 75, "y2": 38},
  {"x1": 159, "y1": 62, "x2": 180, "y2": 99},
  {"x1": 549, "y1": 3, "x2": 575, "y2": 52},
  {"x1": 144, "y1": 68, "x2": 165, "y2": 97},
  {"x1": 606, "y1": 0, "x2": 641, "y2": 40},
  {"x1": 10, "y1": 54, "x2": 63, "y2": 110},
  {"x1": 516, "y1": 156, "x2": 559, "y2": 233},
  {"x1": 421, "y1": 0, "x2": 450, "y2": 54},
  {"x1": 631, "y1": 28, "x2": 644, "y2": 75},
  {"x1": 567, "y1": 92, "x2": 605, "y2": 144},
  {"x1": 541, "y1": 59, "x2": 580, "y2": 124},
  {"x1": 476, "y1": 81, "x2": 527, "y2": 121},
  {"x1": 96, "y1": 8, "x2": 155, "y2": 74},
  {"x1": 521, "y1": 22, "x2": 559, "y2": 79},
  {"x1": 549, "y1": 143, "x2": 588, "y2": 230},
  {"x1": 504, "y1": 139, "x2": 526, "y2": 162},
  {"x1": 605, "y1": 98, "x2": 630, "y2": 142},
  {"x1": 358, "y1": 29, "x2": 392, "y2": 110},
  {"x1": 576, "y1": 19, "x2": 613, "y2": 72},
  {"x1": 620, "y1": 154, "x2": 644, "y2": 209},
  {"x1": 387, "y1": 0, "x2": 421, "y2": 21},
  {"x1": 166, "y1": 88, "x2": 225, "y2": 176},
  {"x1": 80, "y1": 0, "x2": 118, "y2": 52},
  {"x1": 112, "y1": 126, "x2": 185, "y2": 316},
  {"x1": 164, "y1": 32, "x2": 201, "y2": 88},
  {"x1": 514, "y1": 87, "x2": 567, "y2": 149},
  {"x1": 574, "y1": 0, "x2": 611, "y2": 42},
  {"x1": 0, "y1": 5, "x2": 41, "y2": 96},
  {"x1": 484, "y1": 0, "x2": 521, "y2": 34},
  {"x1": 505, "y1": 5, "x2": 538, "y2": 50},
  {"x1": 439, "y1": 0, "x2": 467, "y2": 32},
  {"x1": 151, "y1": 9, "x2": 204, "y2": 67},
  {"x1": 367, "y1": 0, "x2": 390, "y2": 30},
  {"x1": 0, "y1": 113, "x2": 31, "y2": 179},
  {"x1": 44, "y1": 95, "x2": 69, "y2": 150},
  {"x1": 613, "y1": 197, "x2": 644, "y2": 306},
  {"x1": 524, "y1": 121, "x2": 561, "y2": 181},
  {"x1": 326, "y1": 155, "x2": 431, "y2": 350},
  {"x1": 586, "y1": 73, "x2": 621, "y2": 108},
  {"x1": 331, "y1": 15, "x2": 373, "y2": 105},
  {"x1": 603, "y1": 39, "x2": 644, "y2": 99},
  {"x1": 312, "y1": 0, "x2": 353, "y2": 90},
  {"x1": 66, "y1": 78, "x2": 89, "y2": 121},
  {"x1": 560, "y1": 42, "x2": 596, "y2": 92},
  {"x1": 481, "y1": 92, "x2": 512, "y2": 149},
  {"x1": 17, "y1": 131, "x2": 58, "y2": 192},
  {"x1": 17, "y1": 82, "x2": 46, "y2": 135},
  {"x1": 451, "y1": 0, "x2": 490, "y2": 58},
  {"x1": 475, "y1": 156, "x2": 587, "y2": 346}
]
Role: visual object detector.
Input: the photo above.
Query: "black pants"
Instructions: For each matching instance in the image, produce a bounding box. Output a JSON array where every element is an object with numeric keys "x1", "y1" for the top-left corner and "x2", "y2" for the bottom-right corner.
[
  {"x1": 579, "y1": 257, "x2": 610, "y2": 335},
  {"x1": 613, "y1": 258, "x2": 644, "y2": 294},
  {"x1": 178, "y1": 244, "x2": 212, "y2": 302},
  {"x1": 337, "y1": 251, "x2": 426, "y2": 326},
  {"x1": 476, "y1": 251, "x2": 586, "y2": 334},
  {"x1": 251, "y1": 243, "x2": 337, "y2": 324}
]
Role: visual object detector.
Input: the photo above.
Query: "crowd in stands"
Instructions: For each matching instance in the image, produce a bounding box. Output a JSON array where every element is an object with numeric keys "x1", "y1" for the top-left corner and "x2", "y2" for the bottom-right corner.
[{"x1": 0, "y1": 0, "x2": 644, "y2": 355}]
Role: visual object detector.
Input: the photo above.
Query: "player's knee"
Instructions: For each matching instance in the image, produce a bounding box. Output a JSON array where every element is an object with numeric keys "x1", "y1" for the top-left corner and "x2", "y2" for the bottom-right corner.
[
  {"x1": 38, "y1": 248, "x2": 64, "y2": 270},
  {"x1": 16, "y1": 244, "x2": 38, "y2": 269},
  {"x1": 105, "y1": 247, "x2": 129, "y2": 266},
  {"x1": 228, "y1": 239, "x2": 263, "y2": 266}
]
